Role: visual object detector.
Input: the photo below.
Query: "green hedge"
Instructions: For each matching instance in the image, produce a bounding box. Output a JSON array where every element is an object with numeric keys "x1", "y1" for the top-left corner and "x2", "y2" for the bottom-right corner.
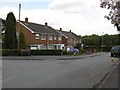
[
  {"x1": 31, "y1": 49, "x2": 63, "y2": 55},
  {"x1": 1, "y1": 49, "x2": 66, "y2": 56},
  {"x1": 2, "y1": 49, "x2": 19, "y2": 56}
]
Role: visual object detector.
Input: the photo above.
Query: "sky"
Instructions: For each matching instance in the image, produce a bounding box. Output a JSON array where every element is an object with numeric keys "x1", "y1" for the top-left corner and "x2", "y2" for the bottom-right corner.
[{"x1": 0, "y1": 0, "x2": 119, "y2": 36}]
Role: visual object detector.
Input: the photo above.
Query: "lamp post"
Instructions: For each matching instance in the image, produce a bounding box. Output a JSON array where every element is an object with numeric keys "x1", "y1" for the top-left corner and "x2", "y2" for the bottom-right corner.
[
  {"x1": 102, "y1": 32, "x2": 104, "y2": 52},
  {"x1": 18, "y1": 4, "x2": 21, "y2": 50}
]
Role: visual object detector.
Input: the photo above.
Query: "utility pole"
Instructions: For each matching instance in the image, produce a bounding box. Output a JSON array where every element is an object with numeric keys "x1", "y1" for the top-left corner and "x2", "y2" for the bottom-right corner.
[
  {"x1": 18, "y1": 4, "x2": 21, "y2": 50},
  {"x1": 102, "y1": 32, "x2": 104, "y2": 52}
]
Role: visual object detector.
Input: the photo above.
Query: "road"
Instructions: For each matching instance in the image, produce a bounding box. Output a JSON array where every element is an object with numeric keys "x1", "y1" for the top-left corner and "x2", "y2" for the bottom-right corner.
[{"x1": 2, "y1": 53, "x2": 115, "y2": 88}]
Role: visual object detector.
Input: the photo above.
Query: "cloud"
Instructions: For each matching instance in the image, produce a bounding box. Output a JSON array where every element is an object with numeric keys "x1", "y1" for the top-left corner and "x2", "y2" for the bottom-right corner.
[
  {"x1": 0, "y1": 0, "x2": 51, "y2": 2},
  {"x1": 0, "y1": 0, "x2": 118, "y2": 36}
]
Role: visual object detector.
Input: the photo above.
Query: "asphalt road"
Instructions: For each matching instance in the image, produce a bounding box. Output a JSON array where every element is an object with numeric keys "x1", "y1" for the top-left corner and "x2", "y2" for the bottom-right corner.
[{"x1": 2, "y1": 53, "x2": 115, "y2": 88}]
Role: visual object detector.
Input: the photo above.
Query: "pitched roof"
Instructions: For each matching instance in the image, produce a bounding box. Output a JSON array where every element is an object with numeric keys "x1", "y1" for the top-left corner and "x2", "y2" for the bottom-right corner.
[
  {"x1": 58, "y1": 30, "x2": 80, "y2": 39},
  {"x1": 20, "y1": 21, "x2": 61, "y2": 35}
]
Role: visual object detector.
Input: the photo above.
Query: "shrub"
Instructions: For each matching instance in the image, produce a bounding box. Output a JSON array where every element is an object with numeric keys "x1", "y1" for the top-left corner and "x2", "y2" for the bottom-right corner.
[
  {"x1": 31, "y1": 49, "x2": 63, "y2": 55},
  {"x1": 2, "y1": 49, "x2": 19, "y2": 56}
]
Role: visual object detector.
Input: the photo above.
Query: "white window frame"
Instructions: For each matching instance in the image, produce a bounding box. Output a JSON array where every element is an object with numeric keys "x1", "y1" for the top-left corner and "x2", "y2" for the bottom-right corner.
[
  {"x1": 54, "y1": 35, "x2": 57, "y2": 40},
  {"x1": 49, "y1": 35, "x2": 53, "y2": 40},
  {"x1": 58, "y1": 36, "x2": 62, "y2": 41},
  {"x1": 35, "y1": 34, "x2": 40, "y2": 39},
  {"x1": 41, "y1": 34, "x2": 46, "y2": 40}
]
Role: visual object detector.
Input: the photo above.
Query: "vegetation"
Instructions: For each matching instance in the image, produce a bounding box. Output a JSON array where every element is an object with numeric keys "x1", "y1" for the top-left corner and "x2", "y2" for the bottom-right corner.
[
  {"x1": 100, "y1": 0, "x2": 120, "y2": 31},
  {"x1": 31, "y1": 49, "x2": 63, "y2": 55},
  {"x1": 2, "y1": 49, "x2": 19, "y2": 56},
  {"x1": 19, "y1": 30, "x2": 27, "y2": 49},
  {"x1": 3, "y1": 12, "x2": 17, "y2": 49},
  {"x1": 82, "y1": 34, "x2": 119, "y2": 52}
]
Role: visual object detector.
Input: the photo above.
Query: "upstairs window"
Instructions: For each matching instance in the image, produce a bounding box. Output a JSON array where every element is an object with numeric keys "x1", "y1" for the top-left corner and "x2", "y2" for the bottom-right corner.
[
  {"x1": 41, "y1": 34, "x2": 46, "y2": 40},
  {"x1": 58, "y1": 36, "x2": 62, "y2": 41},
  {"x1": 49, "y1": 35, "x2": 53, "y2": 40},
  {"x1": 54, "y1": 35, "x2": 57, "y2": 40},
  {"x1": 36, "y1": 34, "x2": 40, "y2": 39}
]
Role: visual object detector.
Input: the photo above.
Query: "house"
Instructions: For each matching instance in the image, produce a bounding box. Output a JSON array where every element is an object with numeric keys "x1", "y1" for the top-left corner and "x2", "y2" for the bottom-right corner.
[
  {"x1": 16, "y1": 18, "x2": 64, "y2": 50},
  {"x1": 57, "y1": 28, "x2": 81, "y2": 51}
]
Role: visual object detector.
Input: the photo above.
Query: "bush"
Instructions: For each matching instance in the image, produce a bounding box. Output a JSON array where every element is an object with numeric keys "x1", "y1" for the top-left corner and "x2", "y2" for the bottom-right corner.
[
  {"x1": 2, "y1": 49, "x2": 19, "y2": 56},
  {"x1": 62, "y1": 50, "x2": 68, "y2": 55},
  {"x1": 31, "y1": 49, "x2": 63, "y2": 55}
]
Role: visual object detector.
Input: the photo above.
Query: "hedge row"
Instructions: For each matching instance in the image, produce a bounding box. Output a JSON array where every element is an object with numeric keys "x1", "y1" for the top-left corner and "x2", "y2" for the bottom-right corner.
[
  {"x1": 1, "y1": 49, "x2": 64, "y2": 56},
  {"x1": 31, "y1": 49, "x2": 63, "y2": 55},
  {"x1": 2, "y1": 49, "x2": 19, "y2": 56}
]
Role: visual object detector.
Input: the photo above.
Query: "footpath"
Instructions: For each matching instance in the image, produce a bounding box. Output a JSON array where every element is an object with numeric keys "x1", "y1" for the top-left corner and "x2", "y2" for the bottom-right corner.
[
  {"x1": 1, "y1": 53, "x2": 103, "y2": 60},
  {"x1": 96, "y1": 58, "x2": 120, "y2": 90}
]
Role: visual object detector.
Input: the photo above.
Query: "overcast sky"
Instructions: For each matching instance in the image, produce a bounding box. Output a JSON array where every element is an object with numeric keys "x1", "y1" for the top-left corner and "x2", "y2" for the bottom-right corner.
[{"x1": 0, "y1": 0, "x2": 118, "y2": 36}]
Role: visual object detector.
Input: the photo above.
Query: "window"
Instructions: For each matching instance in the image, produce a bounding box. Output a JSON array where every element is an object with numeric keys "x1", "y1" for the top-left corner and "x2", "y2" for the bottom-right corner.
[
  {"x1": 58, "y1": 36, "x2": 62, "y2": 41},
  {"x1": 54, "y1": 35, "x2": 57, "y2": 40},
  {"x1": 36, "y1": 34, "x2": 39, "y2": 39},
  {"x1": 49, "y1": 35, "x2": 53, "y2": 40},
  {"x1": 41, "y1": 34, "x2": 46, "y2": 40},
  {"x1": 16, "y1": 32, "x2": 19, "y2": 39}
]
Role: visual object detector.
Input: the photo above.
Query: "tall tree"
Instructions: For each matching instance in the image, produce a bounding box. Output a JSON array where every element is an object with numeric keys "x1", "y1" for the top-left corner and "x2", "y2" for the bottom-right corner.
[
  {"x1": 19, "y1": 30, "x2": 27, "y2": 49},
  {"x1": 4, "y1": 12, "x2": 17, "y2": 49}
]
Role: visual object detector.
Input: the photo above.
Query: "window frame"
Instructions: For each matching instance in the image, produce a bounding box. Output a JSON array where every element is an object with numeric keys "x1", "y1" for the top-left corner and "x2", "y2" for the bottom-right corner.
[
  {"x1": 41, "y1": 34, "x2": 46, "y2": 40},
  {"x1": 58, "y1": 36, "x2": 62, "y2": 41},
  {"x1": 35, "y1": 34, "x2": 40, "y2": 40}
]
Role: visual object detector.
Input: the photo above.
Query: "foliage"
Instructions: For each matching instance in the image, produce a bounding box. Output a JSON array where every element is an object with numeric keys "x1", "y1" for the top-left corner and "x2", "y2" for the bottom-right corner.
[
  {"x1": 100, "y1": 0, "x2": 120, "y2": 31},
  {"x1": 75, "y1": 43, "x2": 81, "y2": 50},
  {"x1": 20, "y1": 30, "x2": 27, "y2": 49},
  {"x1": 31, "y1": 49, "x2": 63, "y2": 55},
  {"x1": 4, "y1": 12, "x2": 17, "y2": 49},
  {"x1": 82, "y1": 34, "x2": 119, "y2": 52},
  {"x1": 2, "y1": 49, "x2": 19, "y2": 56}
]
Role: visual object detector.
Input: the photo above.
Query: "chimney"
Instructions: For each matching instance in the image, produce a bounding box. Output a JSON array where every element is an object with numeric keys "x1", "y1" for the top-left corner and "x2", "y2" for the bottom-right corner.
[
  {"x1": 60, "y1": 28, "x2": 62, "y2": 31},
  {"x1": 45, "y1": 22, "x2": 48, "y2": 26},
  {"x1": 70, "y1": 30, "x2": 71, "y2": 32},
  {"x1": 25, "y1": 17, "x2": 28, "y2": 23}
]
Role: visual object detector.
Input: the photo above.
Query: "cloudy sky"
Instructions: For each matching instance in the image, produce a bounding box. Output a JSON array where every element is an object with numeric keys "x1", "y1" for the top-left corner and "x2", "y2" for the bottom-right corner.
[{"x1": 0, "y1": 0, "x2": 118, "y2": 36}]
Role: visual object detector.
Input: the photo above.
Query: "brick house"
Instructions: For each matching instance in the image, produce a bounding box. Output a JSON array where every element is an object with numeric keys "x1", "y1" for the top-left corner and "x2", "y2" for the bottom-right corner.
[
  {"x1": 16, "y1": 18, "x2": 81, "y2": 50},
  {"x1": 16, "y1": 18, "x2": 64, "y2": 50},
  {"x1": 57, "y1": 28, "x2": 81, "y2": 51}
]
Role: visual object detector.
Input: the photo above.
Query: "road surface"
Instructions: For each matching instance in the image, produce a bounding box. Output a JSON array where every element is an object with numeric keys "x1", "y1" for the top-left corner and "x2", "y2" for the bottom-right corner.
[{"x1": 2, "y1": 53, "x2": 115, "y2": 88}]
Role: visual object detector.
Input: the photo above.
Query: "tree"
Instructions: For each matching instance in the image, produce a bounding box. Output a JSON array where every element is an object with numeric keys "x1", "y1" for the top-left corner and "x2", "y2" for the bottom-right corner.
[
  {"x1": 4, "y1": 12, "x2": 17, "y2": 49},
  {"x1": 19, "y1": 30, "x2": 27, "y2": 49},
  {"x1": 100, "y1": 0, "x2": 120, "y2": 30}
]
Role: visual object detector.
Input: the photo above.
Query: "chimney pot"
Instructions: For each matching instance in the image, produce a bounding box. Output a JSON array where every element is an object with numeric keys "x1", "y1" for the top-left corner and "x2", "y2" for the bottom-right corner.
[
  {"x1": 45, "y1": 22, "x2": 48, "y2": 26},
  {"x1": 60, "y1": 28, "x2": 62, "y2": 31},
  {"x1": 25, "y1": 17, "x2": 28, "y2": 23}
]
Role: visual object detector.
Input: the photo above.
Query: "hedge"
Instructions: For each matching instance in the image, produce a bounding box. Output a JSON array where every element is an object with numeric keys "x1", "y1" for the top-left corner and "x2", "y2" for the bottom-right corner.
[
  {"x1": 2, "y1": 49, "x2": 19, "y2": 56},
  {"x1": 1, "y1": 49, "x2": 66, "y2": 56},
  {"x1": 31, "y1": 49, "x2": 63, "y2": 55}
]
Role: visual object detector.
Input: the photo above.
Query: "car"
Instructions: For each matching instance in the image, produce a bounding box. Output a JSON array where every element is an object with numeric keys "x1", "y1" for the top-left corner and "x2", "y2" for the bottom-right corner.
[
  {"x1": 111, "y1": 46, "x2": 120, "y2": 57},
  {"x1": 68, "y1": 48, "x2": 79, "y2": 54}
]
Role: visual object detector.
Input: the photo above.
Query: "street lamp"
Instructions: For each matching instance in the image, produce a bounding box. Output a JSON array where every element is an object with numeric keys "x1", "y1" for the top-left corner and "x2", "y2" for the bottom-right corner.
[{"x1": 102, "y1": 32, "x2": 104, "y2": 52}]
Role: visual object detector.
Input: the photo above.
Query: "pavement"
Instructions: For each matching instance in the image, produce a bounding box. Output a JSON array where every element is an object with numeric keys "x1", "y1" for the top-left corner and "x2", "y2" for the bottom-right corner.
[
  {"x1": 96, "y1": 58, "x2": 120, "y2": 90},
  {"x1": 1, "y1": 53, "x2": 103, "y2": 60}
]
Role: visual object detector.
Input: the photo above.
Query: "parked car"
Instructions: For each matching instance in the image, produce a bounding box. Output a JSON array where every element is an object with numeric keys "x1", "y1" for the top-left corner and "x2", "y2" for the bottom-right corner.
[
  {"x1": 111, "y1": 46, "x2": 120, "y2": 57},
  {"x1": 68, "y1": 48, "x2": 79, "y2": 54}
]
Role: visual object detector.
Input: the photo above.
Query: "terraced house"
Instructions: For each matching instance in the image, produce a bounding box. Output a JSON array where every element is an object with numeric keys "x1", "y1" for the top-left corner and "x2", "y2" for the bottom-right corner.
[{"x1": 16, "y1": 18, "x2": 81, "y2": 50}]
